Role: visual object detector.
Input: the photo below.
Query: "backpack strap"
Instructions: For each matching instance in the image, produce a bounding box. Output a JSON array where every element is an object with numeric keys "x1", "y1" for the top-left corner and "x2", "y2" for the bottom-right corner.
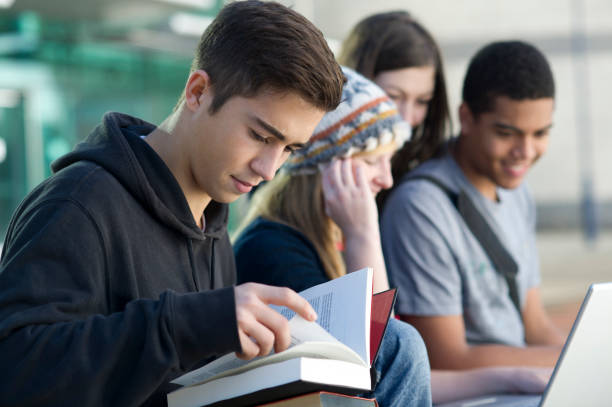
[{"x1": 406, "y1": 175, "x2": 523, "y2": 320}]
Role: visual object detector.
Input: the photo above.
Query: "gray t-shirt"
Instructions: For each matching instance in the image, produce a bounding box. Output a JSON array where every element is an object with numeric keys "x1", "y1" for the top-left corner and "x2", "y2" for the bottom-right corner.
[{"x1": 380, "y1": 144, "x2": 540, "y2": 346}]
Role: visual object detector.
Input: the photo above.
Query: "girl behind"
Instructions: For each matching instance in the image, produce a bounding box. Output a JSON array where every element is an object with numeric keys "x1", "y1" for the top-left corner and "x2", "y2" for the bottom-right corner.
[{"x1": 339, "y1": 11, "x2": 451, "y2": 205}]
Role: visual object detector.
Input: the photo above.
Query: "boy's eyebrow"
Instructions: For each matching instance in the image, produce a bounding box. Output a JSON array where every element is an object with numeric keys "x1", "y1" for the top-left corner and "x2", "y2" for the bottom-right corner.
[
  {"x1": 535, "y1": 123, "x2": 554, "y2": 133},
  {"x1": 255, "y1": 117, "x2": 286, "y2": 141},
  {"x1": 494, "y1": 122, "x2": 523, "y2": 134},
  {"x1": 493, "y1": 122, "x2": 553, "y2": 134},
  {"x1": 254, "y1": 117, "x2": 307, "y2": 149}
]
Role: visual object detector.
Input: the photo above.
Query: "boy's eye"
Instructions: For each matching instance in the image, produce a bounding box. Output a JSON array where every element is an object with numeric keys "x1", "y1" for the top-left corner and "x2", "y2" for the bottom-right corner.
[
  {"x1": 286, "y1": 144, "x2": 307, "y2": 154},
  {"x1": 250, "y1": 130, "x2": 268, "y2": 143},
  {"x1": 496, "y1": 130, "x2": 512, "y2": 137}
]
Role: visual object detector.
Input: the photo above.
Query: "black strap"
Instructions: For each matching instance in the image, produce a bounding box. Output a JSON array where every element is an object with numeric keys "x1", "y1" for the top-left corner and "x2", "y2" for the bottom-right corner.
[{"x1": 407, "y1": 175, "x2": 523, "y2": 320}]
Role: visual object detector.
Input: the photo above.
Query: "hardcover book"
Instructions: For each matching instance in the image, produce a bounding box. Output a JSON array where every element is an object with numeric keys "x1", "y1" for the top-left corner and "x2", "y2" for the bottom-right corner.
[{"x1": 167, "y1": 268, "x2": 396, "y2": 407}]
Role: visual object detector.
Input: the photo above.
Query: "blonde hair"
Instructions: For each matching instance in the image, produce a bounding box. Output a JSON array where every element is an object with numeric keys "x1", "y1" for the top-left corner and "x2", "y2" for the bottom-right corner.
[{"x1": 234, "y1": 172, "x2": 345, "y2": 280}]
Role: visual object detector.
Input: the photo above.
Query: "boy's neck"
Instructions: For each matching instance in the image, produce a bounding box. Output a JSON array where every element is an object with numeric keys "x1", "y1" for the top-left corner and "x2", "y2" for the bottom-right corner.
[
  {"x1": 451, "y1": 136, "x2": 498, "y2": 202},
  {"x1": 145, "y1": 111, "x2": 211, "y2": 227}
]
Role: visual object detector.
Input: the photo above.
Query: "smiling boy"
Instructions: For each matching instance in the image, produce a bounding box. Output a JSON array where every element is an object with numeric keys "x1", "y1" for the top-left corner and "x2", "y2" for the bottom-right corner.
[
  {"x1": 0, "y1": 2, "x2": 344, "y2": 406},
  {"x1": 381, "y1": 41, "x2": 566, "y2": 370}
]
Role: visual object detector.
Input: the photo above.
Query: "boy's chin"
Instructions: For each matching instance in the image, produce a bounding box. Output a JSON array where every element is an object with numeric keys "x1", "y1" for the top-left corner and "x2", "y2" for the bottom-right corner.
[{"x1": 497, "y1": 178, "x2": 525, "y2": 190}]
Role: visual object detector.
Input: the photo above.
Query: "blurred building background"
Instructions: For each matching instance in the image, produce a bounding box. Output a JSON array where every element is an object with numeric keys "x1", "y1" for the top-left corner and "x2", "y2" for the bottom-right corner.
[
  {"x1": 1, "y1": 0, "x2": 610, "y2": 317},
  {"x1": 0, "y1": 0, "x2": 223, "y2": 239},
  {"x1": 297, "y1": 0, "x2": 612, "y2": 236}
]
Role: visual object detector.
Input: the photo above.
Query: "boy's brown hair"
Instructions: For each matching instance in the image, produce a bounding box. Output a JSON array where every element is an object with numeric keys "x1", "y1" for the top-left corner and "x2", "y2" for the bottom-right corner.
[{"x1": 179, "y1": 0, "x2": 344, "y2": 113}]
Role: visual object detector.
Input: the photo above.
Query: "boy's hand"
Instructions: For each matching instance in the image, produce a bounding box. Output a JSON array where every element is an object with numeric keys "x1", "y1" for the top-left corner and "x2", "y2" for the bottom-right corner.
[
  {"x1": 507, "y1": 367, "x2": 553, "y2": 394},
  {"x1": 233, "y1": 283, "x2": 317, "y2": 360}
]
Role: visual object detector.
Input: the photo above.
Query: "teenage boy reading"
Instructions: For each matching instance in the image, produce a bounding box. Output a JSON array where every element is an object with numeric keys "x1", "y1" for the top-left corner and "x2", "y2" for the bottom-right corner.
[{"x1": 0, "y1": 2, "x2": 345, "y2": 406}]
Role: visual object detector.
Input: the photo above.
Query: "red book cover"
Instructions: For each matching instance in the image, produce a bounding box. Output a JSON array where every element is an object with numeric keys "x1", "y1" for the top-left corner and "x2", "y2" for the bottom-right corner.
[{"x1": 369, "y1": 288, "x2": 397, "y2": 364}]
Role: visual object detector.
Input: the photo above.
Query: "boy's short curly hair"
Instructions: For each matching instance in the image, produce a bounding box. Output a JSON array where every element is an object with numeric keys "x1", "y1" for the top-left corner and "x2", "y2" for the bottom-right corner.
[{"x1": 462, "y1": 40, "x2": 555, "y2": 116}]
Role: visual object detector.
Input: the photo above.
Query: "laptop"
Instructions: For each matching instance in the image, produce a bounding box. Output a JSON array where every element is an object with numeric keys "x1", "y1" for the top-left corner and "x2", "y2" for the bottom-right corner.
[{"x1": 436, "y1": 282, "x2": 612, "y2": 407}]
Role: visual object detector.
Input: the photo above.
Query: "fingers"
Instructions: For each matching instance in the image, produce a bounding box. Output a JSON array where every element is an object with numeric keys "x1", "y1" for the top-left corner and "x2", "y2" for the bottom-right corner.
[
  {"x1": 236, "y1": 330, "x2": 266, "y2": 360},
  {"x1": 511, "y1": 366, "x2": 553, "y2": 394},
  {"x1": 320, "y1": 161, "x2": 335, "y2": 204},
  {"x1": 340, "y1": 158, "x2": 355, "y2": 188},
  {"x1": 235, "y1": 303, "x2": 284, "y2": 358},
  {"x1": 320, "y1": 158, "x2": 369, "y2": 194},
  {"x1": 321, "y1": 158, "x2": 354, "y2": 192},
  {"x1": 234, "y1": 284, "x2": 317, "y2": 359},
  {"x1": 320, "y1": 159, "x2": 343, "y2": 219},
  {"x1": 352, "y1": 160, "x2": 369, "y2": 191},
  {"x1": 255, "y1": 284, "x2": 316, "y2": 322},
  {"x1": 328, "y1": 158, "x2": 344, "y2": 193},
  {"x1": 533, "y1": 367, "x2": 553, "y2": 383}
]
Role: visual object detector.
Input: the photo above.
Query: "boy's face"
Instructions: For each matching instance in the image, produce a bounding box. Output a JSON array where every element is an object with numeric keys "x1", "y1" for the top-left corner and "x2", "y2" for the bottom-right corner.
[
  {"x1": 187, "y1": 88, "x2": 325, "y2": 204},
  {"x1": 458, "y1": 95, "x2": 554, "y2": 200}
]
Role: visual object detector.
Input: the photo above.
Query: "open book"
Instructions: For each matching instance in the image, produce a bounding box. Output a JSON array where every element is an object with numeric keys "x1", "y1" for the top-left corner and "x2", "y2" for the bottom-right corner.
[{"x1": 167, "y1": 268, "x2": 397, "y2": 407}]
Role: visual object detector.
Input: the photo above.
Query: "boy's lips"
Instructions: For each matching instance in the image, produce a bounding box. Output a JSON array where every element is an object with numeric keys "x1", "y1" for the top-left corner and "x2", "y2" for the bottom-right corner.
[
  {"x1": 503, "y1": 163, "x2": 529, "y2": 178},
  {"x1": 231, "y1": 176, "x2": 255, "y2": 193}
]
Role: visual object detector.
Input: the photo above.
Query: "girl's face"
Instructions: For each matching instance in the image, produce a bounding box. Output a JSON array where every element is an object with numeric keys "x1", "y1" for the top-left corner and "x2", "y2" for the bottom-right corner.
[
  {"x1": 351, "y1": 143, "x2": 397, "y2": 196},
  {"x1": 374, "y1": 66, "x2": 436, "y2": 128}
]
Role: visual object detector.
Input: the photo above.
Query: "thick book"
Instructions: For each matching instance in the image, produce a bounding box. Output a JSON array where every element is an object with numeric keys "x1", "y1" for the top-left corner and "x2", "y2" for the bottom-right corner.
[
  {"x1": 257, "y1": 391, "x2": 378, "y2": 406},
  {"x1": 167, "y1": 268, "x2": 396, "y2": 407}
]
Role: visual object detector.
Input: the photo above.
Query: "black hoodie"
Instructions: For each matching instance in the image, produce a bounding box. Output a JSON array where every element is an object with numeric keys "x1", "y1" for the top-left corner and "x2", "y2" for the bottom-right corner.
[{"x1": 0, "y1": 112, "x2": 241, "y2": 406}]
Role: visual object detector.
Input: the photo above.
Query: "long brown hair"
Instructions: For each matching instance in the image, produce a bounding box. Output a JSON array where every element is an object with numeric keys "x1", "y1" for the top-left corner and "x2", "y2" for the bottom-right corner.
[
  {"x1": 235, "y1": 172, "x2": 345, "y2": 280},
  {"x1": 339, "y1": 11, "x2": 451, "y2": 205}
]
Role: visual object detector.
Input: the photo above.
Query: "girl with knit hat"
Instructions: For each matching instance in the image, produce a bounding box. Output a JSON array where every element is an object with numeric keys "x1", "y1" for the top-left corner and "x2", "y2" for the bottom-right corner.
[
  {"x1": 233, "y1": 67, "x2": 549, "y2": 405},
  {"x1": 236, "y1": 67, "x2": 410, "y2": 298},
  {"x1": 234, "y1": 67, "x2": 430, "y2": 406}
]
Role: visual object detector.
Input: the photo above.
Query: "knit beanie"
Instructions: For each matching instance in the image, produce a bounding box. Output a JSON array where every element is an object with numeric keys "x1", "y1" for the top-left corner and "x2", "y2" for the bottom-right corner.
[{"x1": 284, "y1": 66, "x2": 410, "y2": 174}]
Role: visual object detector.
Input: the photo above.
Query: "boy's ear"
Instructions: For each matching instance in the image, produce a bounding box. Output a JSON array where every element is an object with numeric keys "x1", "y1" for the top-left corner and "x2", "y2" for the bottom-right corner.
[
  {"x1": 184, "y1": 70, "x2": 213, "y2": 112},
  {"x1": 458, "y1": 102, "x2": 474, "y2": 135}
]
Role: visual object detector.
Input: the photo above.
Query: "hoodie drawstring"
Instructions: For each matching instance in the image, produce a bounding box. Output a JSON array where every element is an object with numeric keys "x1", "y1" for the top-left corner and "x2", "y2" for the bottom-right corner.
[
  {"x1": 186, "y1": 239, "x2": 200, "y2": 291},
  {"x1": 186, "y1": 237, "x2": 216, "y2": 291},
  {"x1": 209, "y1": 239, "x2": 215, "y2": 288}
]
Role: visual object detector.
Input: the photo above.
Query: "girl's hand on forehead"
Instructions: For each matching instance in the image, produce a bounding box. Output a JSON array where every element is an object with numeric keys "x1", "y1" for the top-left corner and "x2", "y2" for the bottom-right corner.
[{"x1": 320, "y1": 158, "x2": 378, "y2": 237}]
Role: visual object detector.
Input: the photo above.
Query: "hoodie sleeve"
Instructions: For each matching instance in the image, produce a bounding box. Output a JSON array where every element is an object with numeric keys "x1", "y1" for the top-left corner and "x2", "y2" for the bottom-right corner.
[{"x1": 0, "y1": 199, "x2": 240, "y2": 407}]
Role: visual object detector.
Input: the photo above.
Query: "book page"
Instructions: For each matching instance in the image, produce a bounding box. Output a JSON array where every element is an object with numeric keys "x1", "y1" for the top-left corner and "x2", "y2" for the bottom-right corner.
[
  {"x1": 171, "y1": 268, "x2": 373, "y2": 387},
  {"x1": 273, "y1": 267, "x2": 373, "y2": 365},
  {"x1": 171, "y1": 316, "x2": 365, "y2": 387}
]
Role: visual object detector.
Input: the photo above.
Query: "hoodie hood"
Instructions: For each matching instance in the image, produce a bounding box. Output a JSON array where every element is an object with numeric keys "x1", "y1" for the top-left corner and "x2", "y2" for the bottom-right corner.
[{"x1": 51, "y1": 112, "x2": 228, "y2": 240}]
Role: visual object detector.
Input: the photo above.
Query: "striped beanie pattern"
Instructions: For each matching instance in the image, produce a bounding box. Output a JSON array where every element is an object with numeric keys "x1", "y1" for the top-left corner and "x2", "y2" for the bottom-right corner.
[{"x1": 284, "y1": 66, "x2": 410, "y2": 174}]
